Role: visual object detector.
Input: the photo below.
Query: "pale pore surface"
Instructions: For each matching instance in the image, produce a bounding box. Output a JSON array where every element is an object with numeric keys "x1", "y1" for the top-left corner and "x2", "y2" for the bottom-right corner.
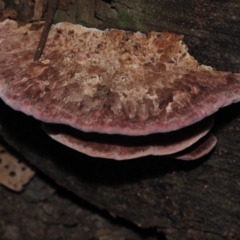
[
  {"x1": 42, "y1": 117, "x2": 213, "y2": 160},
  {"x1": 1, "y1": 20, "x2": 240, "y2": 135}
]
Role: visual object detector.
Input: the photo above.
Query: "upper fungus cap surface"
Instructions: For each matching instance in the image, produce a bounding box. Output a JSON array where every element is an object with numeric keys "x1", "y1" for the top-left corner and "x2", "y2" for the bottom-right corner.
[{"x1": 1, "y1": 20, "x2": 240, "y2": 135}]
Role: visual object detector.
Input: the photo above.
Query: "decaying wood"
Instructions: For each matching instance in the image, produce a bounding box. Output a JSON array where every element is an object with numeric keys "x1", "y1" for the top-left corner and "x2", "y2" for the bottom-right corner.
[{"x1": 1, "y1": 99, "x2": 240, "y2": 240}]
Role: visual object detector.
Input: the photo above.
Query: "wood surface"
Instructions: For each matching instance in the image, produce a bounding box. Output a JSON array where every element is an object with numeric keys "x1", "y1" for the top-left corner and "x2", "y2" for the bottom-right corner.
[{"x1": 0, "y1": 99, "x2": 240, "y2": 240}]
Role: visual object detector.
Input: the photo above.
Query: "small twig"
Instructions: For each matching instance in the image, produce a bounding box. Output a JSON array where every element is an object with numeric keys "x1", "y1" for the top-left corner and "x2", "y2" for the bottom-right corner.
[{"x1": 33, "y1": 0, "x2": 59, "y2": 61}]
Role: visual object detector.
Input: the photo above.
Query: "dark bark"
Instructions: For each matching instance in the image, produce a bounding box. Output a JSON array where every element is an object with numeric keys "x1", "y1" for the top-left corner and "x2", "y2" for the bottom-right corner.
[
  {"x1": 1, "y1": 99, "x2": 240, "y2": 240},
  {"x1": 0, "y1": 169, "x2": 161, "y2": 240}
]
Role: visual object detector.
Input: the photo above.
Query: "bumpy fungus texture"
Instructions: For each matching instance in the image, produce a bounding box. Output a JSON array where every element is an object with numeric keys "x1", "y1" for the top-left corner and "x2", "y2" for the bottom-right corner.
[
  {"x1": 0, "y1": 20, "x2": 239, "y2": 160},
  {"x1": 0, "y1": 144, "x2": 35, "y2": 192},
  {"x1": 1, "y1": 20, "x2": 240, "y2": 136},
  {"x1": 42, "y1": 116, "x2": 214, "y2": 160}
]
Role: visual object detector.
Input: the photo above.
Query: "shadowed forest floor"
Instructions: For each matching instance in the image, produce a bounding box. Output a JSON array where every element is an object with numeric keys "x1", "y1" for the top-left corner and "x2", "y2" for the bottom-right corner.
[{"x1": 0, "y1": 145, "x2": 165, "y2": 240}]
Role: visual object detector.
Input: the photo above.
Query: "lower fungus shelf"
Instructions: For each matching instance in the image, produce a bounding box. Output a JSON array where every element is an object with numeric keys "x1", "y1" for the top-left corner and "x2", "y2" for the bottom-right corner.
[{"x1": 42, "y1": 116, "x2": 216, "y2": 160}]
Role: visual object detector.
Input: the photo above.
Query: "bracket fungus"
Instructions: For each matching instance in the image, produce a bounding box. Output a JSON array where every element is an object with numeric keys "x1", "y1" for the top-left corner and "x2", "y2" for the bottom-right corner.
[
  {"x1": 42, "y1": 116, "x2": 214, "y2": 160},
  {"x1": 0, "y1": 20, "x2": 239, "y2": 160}
]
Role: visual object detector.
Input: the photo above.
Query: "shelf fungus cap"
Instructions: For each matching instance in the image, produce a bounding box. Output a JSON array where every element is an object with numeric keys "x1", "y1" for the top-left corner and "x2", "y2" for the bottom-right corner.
[
  {"x1": 169, "y1": 133, "x2": 217, "y2": 161},
  {"x1": 42, "y1": 116, "x2": 214, "y2": 160},
  {"x1": 1, "y1": 20, "x2": 240, "y2": 136}
]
